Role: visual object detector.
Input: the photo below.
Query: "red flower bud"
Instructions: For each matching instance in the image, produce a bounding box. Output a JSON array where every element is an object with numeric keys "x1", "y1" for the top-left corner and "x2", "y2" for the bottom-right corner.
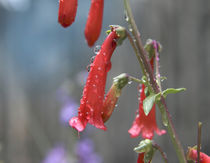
[
  {"x1": 58, "y1": 0, "x2": 78, "y2": 28},
  {"x1": 69, "y1": 30, "x2": 119, "y2": 132},
  {"x1": 187, "y1": 148, "x2": 210, "y2": 163},
  {"x1": 102, "y1": 73, "x2": 128, "y2": 122},
  {"x1": 84, "y1": 0, "x2": 104, "y2": 47}
]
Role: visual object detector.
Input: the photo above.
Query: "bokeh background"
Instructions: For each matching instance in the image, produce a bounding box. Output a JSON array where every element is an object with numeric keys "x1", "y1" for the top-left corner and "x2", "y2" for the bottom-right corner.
[{"x1": 0, "y1": 0, "x2": 210, "y2": 162}]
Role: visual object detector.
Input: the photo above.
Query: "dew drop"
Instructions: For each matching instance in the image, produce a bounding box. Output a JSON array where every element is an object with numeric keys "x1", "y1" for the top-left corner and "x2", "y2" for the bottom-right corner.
[
  {"x1": 98, "y1": 67, "x2": 102, "y2": 71},
  {"x1": 90, "y1": 56, "x2": 95, "y2": 63},
  {"x1": 124, "y1": 11, "x2": 129, "y2": 22},
  {"x1": 115, "y1": 104, "x2": 118, "y2": 107},
  {"x1": 101, "y1": 112, "x2": 104, "y2": 115},
  {"x1": 103, "y1": 52, "x2": 106, "y2": 56},
  {"x1": 128, "y1": 80, "x2": 133, "y2": 84},
  {"x1": 129, "y1": 28, "x2": 133, "y2": 32},
  {"x1": 94, "y1": 45, "x2": 101, "y2": 54},
  {"x1": 90, "y1": 108, "x2": 94, "y2": 112}
]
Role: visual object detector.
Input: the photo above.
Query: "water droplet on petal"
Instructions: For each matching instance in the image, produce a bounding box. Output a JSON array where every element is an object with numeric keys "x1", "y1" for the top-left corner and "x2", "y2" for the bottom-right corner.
[
  {"x1": 94, "y1": 45, "x2": 101, "y2": 54},
  {"x1": 86, "y1": 65, "x2": 91, "y2": 72},
  {"x1": 98, "y1": 67, "x2": 102, "y2": 71},
  {"x1": 90, "y1": 56, "x2": 95, "y2": 63}
]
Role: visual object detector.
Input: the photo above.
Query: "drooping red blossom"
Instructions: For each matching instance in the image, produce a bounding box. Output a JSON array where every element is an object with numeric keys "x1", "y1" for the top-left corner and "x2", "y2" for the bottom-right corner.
[
  {"x1": 69, "y1": 30, "x2": 119, "y2": 132},
  {"x1": 128, "y1": 59, "x2": 166, "y2": 139},
  {"x1": 58, "y1": 0, "x2": 78, "y2": 28},
  {"x1": 85, "y1": 0, "x2": 104, "y2": 47},
  {"x1": 187, "y1": 148, "x2": 210, "y2": 163},
  {"x1": 137, "y1": 153, "x2": 151, "y2": 163}
]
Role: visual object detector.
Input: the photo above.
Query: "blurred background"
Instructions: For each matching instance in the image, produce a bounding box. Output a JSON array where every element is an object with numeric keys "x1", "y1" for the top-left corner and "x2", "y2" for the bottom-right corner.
[{"x1": 0, "y1": 0, "x2": 209, "y2": 162}]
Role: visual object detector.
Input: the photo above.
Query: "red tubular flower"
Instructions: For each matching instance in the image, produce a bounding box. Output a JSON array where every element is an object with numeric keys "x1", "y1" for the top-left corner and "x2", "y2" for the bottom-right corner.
[
  {"x1": 137, "y1": 153, "x2": 151, "y2": 163},
  {"x1": 187, "y1": 148, "x2": 210, "y2": 163},
  {"x1": 58, "y1": 0, "x2": 78, "y2": 28},
  {"x1": 128, "y1": 59, "x2": 166, "y2": 139},
  {"x1": 69, "y1": 29, "x2": 120, "y2": 132},
  {"x1": 84, "y1": 0, "x2": 104, "y2": 47}
]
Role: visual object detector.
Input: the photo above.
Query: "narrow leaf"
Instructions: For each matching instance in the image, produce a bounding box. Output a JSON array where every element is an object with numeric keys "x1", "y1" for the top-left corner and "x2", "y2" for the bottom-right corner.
[
  {"x1": 162, "y1": 88, "x2": 186, "y2": 98},
  {"x1": 143, "y1": 94, "x2": 156, "y2": 116}
]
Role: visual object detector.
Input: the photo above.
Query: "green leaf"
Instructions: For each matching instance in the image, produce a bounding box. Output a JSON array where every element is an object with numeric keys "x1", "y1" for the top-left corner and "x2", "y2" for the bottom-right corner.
[
  {"x1": 143, "y1": 94, "x2": 156, "y2": 116},
  {"x1": 162, "y1": 88, "x2": 186, "y2": 98}
]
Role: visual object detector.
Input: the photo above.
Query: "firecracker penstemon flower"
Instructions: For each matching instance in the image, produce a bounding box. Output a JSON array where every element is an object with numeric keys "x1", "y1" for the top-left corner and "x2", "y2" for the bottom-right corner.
[
  {"x1": 69, "y1": 26, "x2": 126, "y2": 132},
  {"x1": 58, "y1": 0, "x2": 78, "y2": 28},
  {"x1": 187, "y1": 147, "x2": 210, "y2": 163},
  {"x1": 85, "y1": 0, "x2": 104, "y2": 47},
  {"x1": 58, "y1": 0, "x2": 104, "y2": 47},
  {"x1": 128, "y1": 59, "x2": 166, "y2": 139}
]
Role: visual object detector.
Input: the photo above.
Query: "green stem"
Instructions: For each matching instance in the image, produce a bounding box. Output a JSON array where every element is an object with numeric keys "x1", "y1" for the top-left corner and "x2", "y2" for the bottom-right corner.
[
  {"x1": 152, "y1": 142, "x2": 168, "y2": 163},
  {"x1": 197, "y1": 122, "x2": 202, "y2": 163},
  {"x1": 128, "y1": 75, "x2": 143, "y2": 84},
  {"x1": 123, "y1": 0, "x2": 187, "y2": 162}
]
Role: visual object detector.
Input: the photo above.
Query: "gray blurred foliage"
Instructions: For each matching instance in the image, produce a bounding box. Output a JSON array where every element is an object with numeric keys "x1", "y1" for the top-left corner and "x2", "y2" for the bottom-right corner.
[{"x1": 0, "y1": 0, "x2": 210, "y2": 162}]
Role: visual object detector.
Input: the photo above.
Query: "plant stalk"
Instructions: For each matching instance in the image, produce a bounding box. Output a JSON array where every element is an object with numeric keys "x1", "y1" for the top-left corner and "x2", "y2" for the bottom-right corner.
[{"x1": 123, "y1": 0, "x2": 187, "y2": 162}]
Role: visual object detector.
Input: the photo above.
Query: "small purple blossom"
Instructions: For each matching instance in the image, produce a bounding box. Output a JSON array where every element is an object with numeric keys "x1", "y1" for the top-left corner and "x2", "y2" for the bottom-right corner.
[
  {"x1": 57, "y1": 89, "x2": 78, "y2": 125},
  {"x1": 59, "y1": 99, "x2": 78, "y2": 125},
  {"x1": 76, "y1": 139, "x2": 102, "y2": 163},
  {"x1": 42, "y1": 145, "x2": 68, "y2": 163}
]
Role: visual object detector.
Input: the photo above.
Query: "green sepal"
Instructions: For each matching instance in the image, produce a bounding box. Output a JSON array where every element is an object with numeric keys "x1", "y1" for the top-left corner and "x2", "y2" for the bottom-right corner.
[
  {"x1": 162, "y1": 88, "x2": 186, "y2": 98},
  {"x1": 144, "y1": 148, "x2": 155, "y2": 163},
  {"x1": 109, "y1": 25, "x2": 127, "y2": 45},
  {"x1": 113, "y1": 73, "x2": 129, "y2": 97},
  {"x1": 134, "y1": 139, "x2": 153, "y2": 153},
  {"x1": 143, "y1": 94, "x2": 157, "y2": 116},
  {"x1": 106, "y1": 30, "x2": 111, "y2": 35}
]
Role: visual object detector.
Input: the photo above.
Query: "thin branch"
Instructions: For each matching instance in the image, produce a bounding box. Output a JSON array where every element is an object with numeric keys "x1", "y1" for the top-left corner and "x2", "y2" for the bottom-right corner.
[
  {"x1": 197, "y1": 122, "x2": 202, "y2": 163},
  {"x1": 152, "y1": 142, "x2": 168, "y2": 163}
]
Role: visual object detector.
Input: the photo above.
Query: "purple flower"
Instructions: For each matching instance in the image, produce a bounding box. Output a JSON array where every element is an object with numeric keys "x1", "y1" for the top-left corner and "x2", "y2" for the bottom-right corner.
[
  {"x1": 76, "y1": 139, "x2": 102, "y2": 163},
  {"x1": 42, "y1": 145, "x2": 68, "y2": 163},
  {"x1": 57, "y1": 89, "x2": 78, "y2": 125},
  {"x1": 59, "y1": 99, "x2": 78, "y2": 125}
]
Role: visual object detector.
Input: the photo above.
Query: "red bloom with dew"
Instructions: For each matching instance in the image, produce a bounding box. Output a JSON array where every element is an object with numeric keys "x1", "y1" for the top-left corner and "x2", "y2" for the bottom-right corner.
[
  {"x1": 85, "y1": 0, "x2": 104, "y2": 47},
  {"x1": 58, "y1": 0, "x2": 78, "y2": 28},
  {"x1": 187, "y1": 148, "x2": 210, "y2": 163},
  {"x1": 69, "y1": 27, "x2": 125, "y2": 132},
  {"x1": 128, "y1": 59, "x2": 166, "y2": 139}
]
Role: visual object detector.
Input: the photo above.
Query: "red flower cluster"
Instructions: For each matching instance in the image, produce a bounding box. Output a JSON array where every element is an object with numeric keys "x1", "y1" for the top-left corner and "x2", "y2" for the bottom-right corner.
[
  {"x1": 128, "y1": 59, "x2": 166, "y2": 139},
  {"x1": 69, "y1": 28, "x2": 120, "y2": 132},
  {"x1": 58, "y1": 0, "x2": 104, "y2": 47},
  {"x1": 187, "y1": 148, "x2": 210, "y2": 163}
]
